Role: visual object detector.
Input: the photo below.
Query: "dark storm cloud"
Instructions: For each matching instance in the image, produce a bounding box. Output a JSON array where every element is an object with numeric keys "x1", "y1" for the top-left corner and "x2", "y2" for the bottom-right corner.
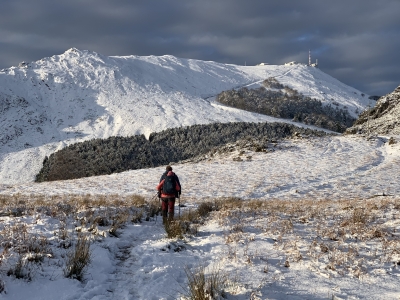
[{"x1": 0, "y1": 0, "x2": 399, "y2": 96}]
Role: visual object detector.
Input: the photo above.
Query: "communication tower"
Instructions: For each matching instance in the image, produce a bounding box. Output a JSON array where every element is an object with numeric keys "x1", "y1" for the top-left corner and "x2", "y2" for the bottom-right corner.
[{"x1": 308, "y1": 50, "x2": 318, "y2": 67}]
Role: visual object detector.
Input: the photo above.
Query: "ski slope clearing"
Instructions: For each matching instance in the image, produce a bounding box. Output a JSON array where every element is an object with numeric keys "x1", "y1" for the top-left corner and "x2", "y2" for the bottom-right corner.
[
  {"x1": 0, "y1": 49, "x2": 369, "y2": 184},
  {"x1": 0, "y1": 135, "x2": 400, "y2": 299}
]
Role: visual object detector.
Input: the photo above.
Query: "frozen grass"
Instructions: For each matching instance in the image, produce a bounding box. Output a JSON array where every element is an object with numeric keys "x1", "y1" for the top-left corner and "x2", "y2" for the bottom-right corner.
[
  {"x1": 64, "y1": 234, "x2": 91, "y2": 281},
  {"x1": 182, "y1": 264, "x2": 230, "y2": 300},
  {"x1": 213, "y1": 197, "x2": 400, "y2": 280},
  {"x1": 0, "y1": 193, "x2": 151, "y2": 284},
  {"x1": 0, "y1": 193, "x2": 400, "y2": 298},
  {"x1": 164, "y1": 201, "x2": 216, "y2": 239}
]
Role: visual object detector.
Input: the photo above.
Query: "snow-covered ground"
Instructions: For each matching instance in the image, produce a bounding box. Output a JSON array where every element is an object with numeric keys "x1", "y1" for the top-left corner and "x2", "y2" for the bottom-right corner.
[
  {"x1": 2, "y1": 135, "x2": 399, "y2": 200},
  {"x1": 1, "y1": 134, "x2": 400, "y2": 300},
  {"x1": 2, "y1": 49, "x2": 398, "y2": 299},
  {"x1": 0, "y1": 49, "x2": 369, "y2": 185}
]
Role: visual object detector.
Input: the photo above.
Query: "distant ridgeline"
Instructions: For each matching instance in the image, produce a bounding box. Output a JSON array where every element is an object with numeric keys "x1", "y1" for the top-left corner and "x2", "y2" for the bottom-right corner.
[
  {"x1": 216, "y1": 77, "x2": 356, "y2": 133},
  {"x1": 36, "y1": 121, "x2": 327, "y2": 182}
]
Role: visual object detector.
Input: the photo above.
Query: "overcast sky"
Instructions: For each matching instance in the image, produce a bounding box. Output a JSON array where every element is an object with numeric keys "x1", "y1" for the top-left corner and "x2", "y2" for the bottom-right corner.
[{"x1": 0, "y1": 0, "x2": 399, "y2": 96}]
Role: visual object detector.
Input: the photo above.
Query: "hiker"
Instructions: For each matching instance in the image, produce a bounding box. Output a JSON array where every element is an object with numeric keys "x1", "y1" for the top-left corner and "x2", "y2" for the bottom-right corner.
[{"x1": 156, "y1": 165, "x2": 181, "y2": 222}]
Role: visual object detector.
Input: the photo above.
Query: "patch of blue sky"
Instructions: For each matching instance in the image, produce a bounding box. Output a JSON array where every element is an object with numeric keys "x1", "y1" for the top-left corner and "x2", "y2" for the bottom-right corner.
[{"x1": 294, "y1": 33, "x2": 314, "y2": 42}]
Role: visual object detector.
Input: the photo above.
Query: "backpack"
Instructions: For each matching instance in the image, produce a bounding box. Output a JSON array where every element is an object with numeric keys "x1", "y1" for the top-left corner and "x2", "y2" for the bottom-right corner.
[{"x1": 162, "y1": 174, "x2": 176, "y2": 194}]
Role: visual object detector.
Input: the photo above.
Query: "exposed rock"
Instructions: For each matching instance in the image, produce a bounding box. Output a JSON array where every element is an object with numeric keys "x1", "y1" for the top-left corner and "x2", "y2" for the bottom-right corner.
[{"x1": 346, "y1": 85, "x2": 400, "y2": 135}]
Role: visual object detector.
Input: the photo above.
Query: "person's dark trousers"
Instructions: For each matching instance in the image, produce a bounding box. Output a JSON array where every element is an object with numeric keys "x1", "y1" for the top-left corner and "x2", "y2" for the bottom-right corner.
[{"x1": 161, "y1": 197, "x2": 175, "y2": 222}]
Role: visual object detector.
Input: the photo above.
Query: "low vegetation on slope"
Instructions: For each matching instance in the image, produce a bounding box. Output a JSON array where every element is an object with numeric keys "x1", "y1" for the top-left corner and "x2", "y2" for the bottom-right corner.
[
  {"x1": 346, "y1": 85, "x2": 400, "y2": 135},
  {"x1": 216, "y1": 77, "x2": 356, "y2": 133},
  {"x1": 1, "y1": 194, "x2": 399, "y2": 298},
  {"x1": 35, "y1": 121, "x2": 326, "y2": 182}
]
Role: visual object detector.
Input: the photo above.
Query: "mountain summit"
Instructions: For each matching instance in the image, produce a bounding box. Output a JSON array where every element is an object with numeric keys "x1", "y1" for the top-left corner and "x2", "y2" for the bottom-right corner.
[{"x1": 0, "y1": 49, "x2": 369, "y2": 184}]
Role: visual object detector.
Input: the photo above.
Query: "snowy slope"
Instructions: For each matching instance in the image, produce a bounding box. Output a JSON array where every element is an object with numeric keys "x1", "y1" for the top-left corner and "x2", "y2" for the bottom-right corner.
[
  {"x1": 1, "y1": 135, "x2": 400, "y2": 300},
  {"x1": 0, "y1": 48, "x2": 369, "y2": 184},
  {"x1": 347, "y1": 85, "x2": 400, "y2": 135},
  {"x1": 4, "y1": 135, "x2": 399, "y2": 200},
  {"x1": 1, "y1": 48, "x2": 399, "y2": 300}
]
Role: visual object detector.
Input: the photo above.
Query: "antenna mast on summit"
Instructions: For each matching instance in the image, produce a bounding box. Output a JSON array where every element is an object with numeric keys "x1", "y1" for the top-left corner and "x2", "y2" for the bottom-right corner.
[{"x1": 308, "y1": 50, "x2": 311, "y2": 66}]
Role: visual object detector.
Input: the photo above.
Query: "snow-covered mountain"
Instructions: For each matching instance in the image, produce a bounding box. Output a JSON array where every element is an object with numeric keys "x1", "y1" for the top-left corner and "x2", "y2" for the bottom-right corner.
[
  {"x1": 347, "y1": 85, "x2": 400, "y2": 135},
  {"x1": 0, "y1": 48, "x2": 370, "y2": 184},
  {"x1": 2, "y1": 49, "x2": 400, "y2": 300}
]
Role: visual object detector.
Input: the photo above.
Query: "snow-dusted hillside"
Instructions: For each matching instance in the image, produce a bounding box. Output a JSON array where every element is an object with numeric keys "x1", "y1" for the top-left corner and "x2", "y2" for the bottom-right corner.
[
  {"x1": 0, "y1": 48, "x2": 369, "y2": 184},
  {"x1": 347, "y1": 85, "x2": 400, "y2": 135},
  {"x1": 1, "y1": 135, "x2": 400, "y2": 300}
]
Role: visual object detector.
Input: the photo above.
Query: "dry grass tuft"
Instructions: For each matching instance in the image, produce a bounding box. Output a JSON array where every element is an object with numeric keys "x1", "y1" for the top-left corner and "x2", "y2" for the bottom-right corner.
[
  {"x1": 183, "y1": 264, "x2": 229, "y2": 300},
  {"x1": 164, "y1": 220, "x2": 184, "y2": 239},
  {"x1": 215, "y1": 197, "x2": 243, "y2": 211},
  {"x1": 197, "y1": 202, "x2": 214, "y2": 218},
  {"x1": 109, "y1": 211, "x2": 129, "y2": 237},
  {"x1": 163, "y1": 201, "x2": 217, "y2": 239},
  {"x1": 64, "y1": 234, "x2": 92, "y2": 281},
  {"x1": 146, "y1": 198, "x2": 161, "y2": 219},
  {"x1": 128, "y1": 195, "x2": 146, "y2": 207}
]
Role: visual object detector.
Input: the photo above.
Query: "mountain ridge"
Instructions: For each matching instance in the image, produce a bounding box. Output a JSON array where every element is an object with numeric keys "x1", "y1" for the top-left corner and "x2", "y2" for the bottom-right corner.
[{"x1": 0, "y1": 48, "x2": 369, "y2": 184}]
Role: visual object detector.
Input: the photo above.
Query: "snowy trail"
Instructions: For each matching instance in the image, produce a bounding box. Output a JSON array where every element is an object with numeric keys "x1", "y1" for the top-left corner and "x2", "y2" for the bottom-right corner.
[
  {"x1": 1, "y1": 131, "x2": 400, "y2": 300},
  {"x1": 106, "y1": 231, "x2": 139, "y2": 299},
  {"x1": 2, "y1": 135, "x2": 399, "y2": 201},
  {"x1": 100, "y1": 221, "x2": 205, "y2": 300},
  {"x1": 1, "y1": 49, "x2": 399, "y2": 300}
]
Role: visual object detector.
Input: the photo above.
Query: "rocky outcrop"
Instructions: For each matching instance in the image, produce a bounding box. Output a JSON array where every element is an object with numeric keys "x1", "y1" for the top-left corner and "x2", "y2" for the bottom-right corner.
[{"x1": 346, "y1": 85, "x2": 400, "y2": 135}]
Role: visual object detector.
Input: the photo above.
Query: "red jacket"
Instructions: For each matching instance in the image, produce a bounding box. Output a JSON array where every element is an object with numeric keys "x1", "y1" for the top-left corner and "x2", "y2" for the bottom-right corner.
[{"x1": 156, "y1": 171, "x2": 181, "y2": 198}]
